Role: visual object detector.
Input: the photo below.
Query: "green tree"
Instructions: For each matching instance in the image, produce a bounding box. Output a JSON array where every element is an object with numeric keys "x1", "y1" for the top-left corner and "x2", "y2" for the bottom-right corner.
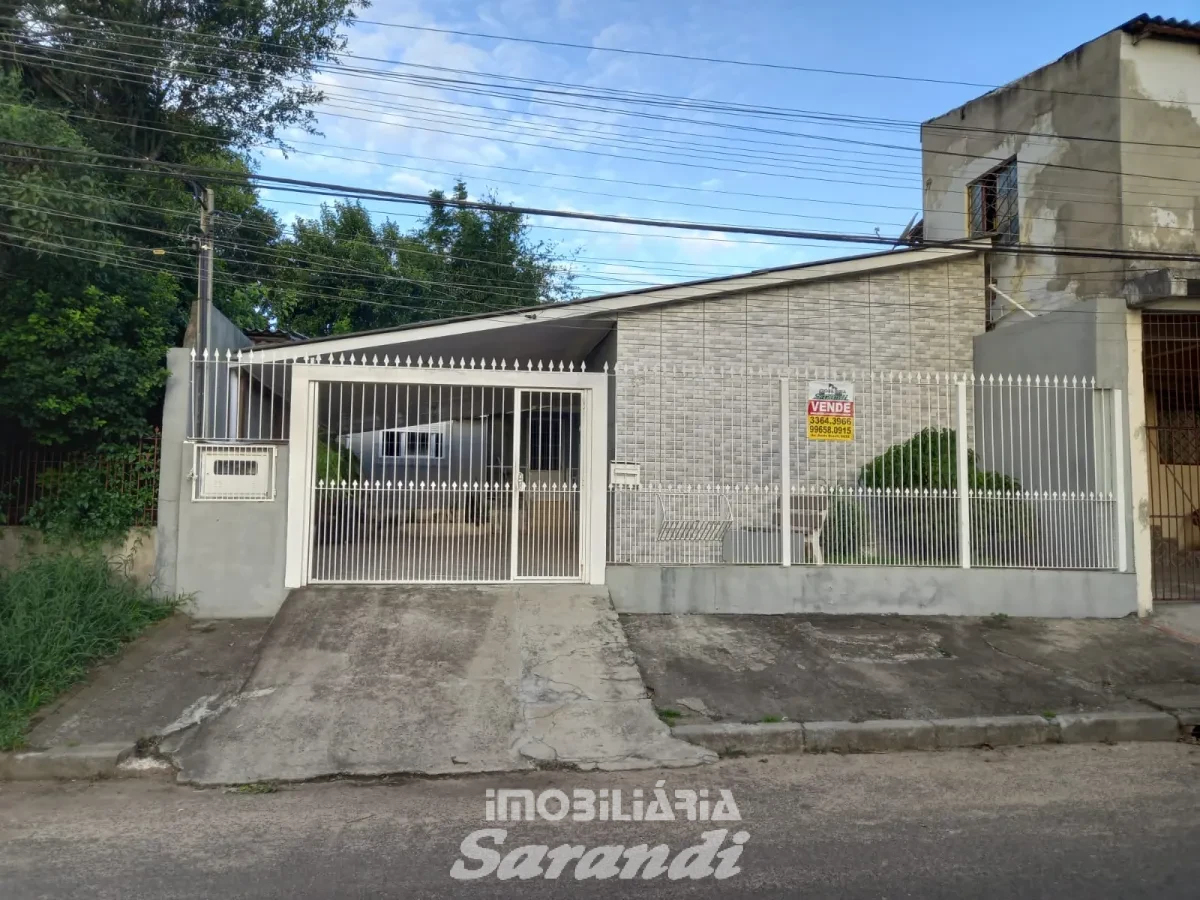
[
  {"x1": 2, "y1": 0, "x2": 366, "y2": 159},
  {"x1": 0, "y1": 2, "x2": 359, "y2": 446},
  {"x1": 0, "y1": 274, "x2": 182, "y2": 447},
  {"x1": 418, "y1": 181, "x2": 575, "y2": 316},
  {"x1": 270, "y1": 187, "x2": 576, "y2": 337}
]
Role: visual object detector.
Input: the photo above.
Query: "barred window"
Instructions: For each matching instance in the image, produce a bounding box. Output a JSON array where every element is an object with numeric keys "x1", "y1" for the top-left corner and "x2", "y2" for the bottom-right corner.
[
  {"x1": 1155, "y1": 402, "x2": 1200, "y2": 466},
  {"x1": 968, "y1": 158, "x2": 1019, "y2": 244},
  {"x1": 381, "y1": 429, "x2": 444, "y2": 459}
]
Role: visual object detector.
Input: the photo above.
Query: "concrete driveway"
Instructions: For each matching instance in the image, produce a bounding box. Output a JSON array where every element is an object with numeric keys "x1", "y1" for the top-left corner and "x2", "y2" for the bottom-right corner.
[
  {"x1": 623, "y1": 613, "x2": 1200, "y2": 725},
  {"x1": 164, "y1": 585, "x2": 712, "y2": 785}
]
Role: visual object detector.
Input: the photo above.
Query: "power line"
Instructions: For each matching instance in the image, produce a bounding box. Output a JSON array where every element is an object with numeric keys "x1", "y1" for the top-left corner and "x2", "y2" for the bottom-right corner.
[
  {"x1": 3, "y1": 226, "x2": 1158, "y2": 347},
  {"x1": 11, "y1": 18, "x2": 1200, "y2": 155},
  {"x1": 15, "y1": 34, "x2": 1200, "y2": 174},
  {"x1": 0, "y1": 202, "x2": 1168, "y2": 340},
  {"x1": 8, "y1": 139, "x2": 1200, "y2": 266},
  {"x1": 188, "y1": 15, "x2": 1200, "y2": 107}
]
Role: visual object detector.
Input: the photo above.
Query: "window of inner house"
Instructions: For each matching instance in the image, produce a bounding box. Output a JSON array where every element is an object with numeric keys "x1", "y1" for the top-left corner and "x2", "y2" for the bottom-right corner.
[
  {"x1": 381, "y1": 428, "x2": 445, "y2": 459},
  {"x1": 967, "y1": 157, "x2": 1019, "y2": 244}
]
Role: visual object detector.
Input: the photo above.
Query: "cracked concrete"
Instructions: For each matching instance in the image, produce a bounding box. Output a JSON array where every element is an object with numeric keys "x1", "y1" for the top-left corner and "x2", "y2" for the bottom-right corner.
[
  {"x1": 624, "y1": 614, "x2": 1200, "y2": 725},
  {"x1": 26, "y1": 617, "x2": 269, "y2": 750},
  {"x1": 166, "y1": 585, "x2": 711, "y2": 785}
]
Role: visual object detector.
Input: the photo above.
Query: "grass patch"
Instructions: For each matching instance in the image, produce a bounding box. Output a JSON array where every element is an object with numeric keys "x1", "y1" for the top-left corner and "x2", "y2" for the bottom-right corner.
[
  {"x1": 656, "y1": 707, "x2": 683, "y2": 725},
  {"x1": 233, "y1": 782, "x2": 279, "y2": 795},
  {"x1": 1041, "y1": 710, "x2": 1057, "y2": 720},
  {"x1": 0, "y1": 552, "x2": 178, "y2": 750},
  {"x1": 759, "y1": 714, "x2": 785, "y2": 724}
]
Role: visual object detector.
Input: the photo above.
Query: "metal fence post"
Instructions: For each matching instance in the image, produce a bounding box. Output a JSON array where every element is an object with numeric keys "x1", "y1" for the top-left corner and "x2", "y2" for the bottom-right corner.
[
  {"x1": 1112, "y1": 388, "x2": 1128, "y2": 573},
  {"x1": 780, "y1": 375, "x2": 792, "y2": 567},
  {"x1": 956, "y1": 377, "x2": 971, "y2": 569}
]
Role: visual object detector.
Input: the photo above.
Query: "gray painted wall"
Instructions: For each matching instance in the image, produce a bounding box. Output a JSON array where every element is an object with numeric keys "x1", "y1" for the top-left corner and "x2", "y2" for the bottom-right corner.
[
  {"x1": 156, "y1": 348, "x2": 291, "y2": 618},
  {"x1": 973, "y1": 297, "x2": 1136, "y2": 572},
  {"x1": 607, "y1": 565, "x2": 1136, "y2": 618},
  {"x1": 921, "y1": 28, "x2": 1200, "y2": 321},
  {"x1": 205, "y1": 305, "x2": 253, "y2": 354},
  {"x1": 584, "y1": 326, "x2": 618, "y2": 468},
  {"x1": 173, "y1": 445, "x2": 290, "y2": 618},
  {"x1": 344, "y1": 420, "x2": 494, "y2": 488}
]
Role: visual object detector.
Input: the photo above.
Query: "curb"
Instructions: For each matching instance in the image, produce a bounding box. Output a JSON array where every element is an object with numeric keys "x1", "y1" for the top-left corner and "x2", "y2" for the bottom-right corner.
[
  {"x1": 0, "y1": 743, "x2": 137, "y2": 781},
  {"x1": 673, "y1": 710, "x2": 1187, "y2": 757}
]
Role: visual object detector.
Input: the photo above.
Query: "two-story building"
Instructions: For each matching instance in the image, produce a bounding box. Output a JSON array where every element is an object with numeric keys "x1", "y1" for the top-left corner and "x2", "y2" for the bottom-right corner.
[{"x1": 918, "y1": 14, "x2": 1200, "y2": 608}]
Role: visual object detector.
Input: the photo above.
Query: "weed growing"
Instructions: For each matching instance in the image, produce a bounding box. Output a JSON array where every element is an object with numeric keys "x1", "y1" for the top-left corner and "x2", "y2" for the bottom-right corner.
[{"x1": 0, "y1": 552, "x2": 177, "y2": 749}]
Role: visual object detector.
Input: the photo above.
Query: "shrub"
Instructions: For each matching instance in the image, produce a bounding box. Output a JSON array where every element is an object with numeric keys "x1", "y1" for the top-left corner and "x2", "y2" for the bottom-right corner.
[
  {"x1": 314, "y1": 435, "x2": 359, "y2": 485},
  {"x1": 858, "y1": 428, "x2": 1032, "y2": 564},
  {"x1": 0, "y1": 553, "x2": 177, "y2": 749},
  {"x1": 25, "y1": 447, "x2": 157, "y2": 545},
  {"x1": 820, "y1": 492, "x2": 868, "y2": 562},
  {"x1": 859, "y1": 427, "x2": 1017, "y2": 493}
]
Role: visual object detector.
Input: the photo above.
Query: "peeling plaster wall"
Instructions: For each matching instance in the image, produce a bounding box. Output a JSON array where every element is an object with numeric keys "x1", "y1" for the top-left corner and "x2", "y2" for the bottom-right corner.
[
  {"x1": 1118, "y1": 35, "x2": 1200, "y2": 263},
  {"x1": 922, "y1": 32, "x2": 1127, "y2": 318}
]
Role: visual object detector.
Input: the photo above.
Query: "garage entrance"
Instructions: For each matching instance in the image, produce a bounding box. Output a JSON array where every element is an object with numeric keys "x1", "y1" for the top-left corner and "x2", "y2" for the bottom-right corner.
[{"x1": 283, "y1": 361, "x2": 607, "y2": 587}]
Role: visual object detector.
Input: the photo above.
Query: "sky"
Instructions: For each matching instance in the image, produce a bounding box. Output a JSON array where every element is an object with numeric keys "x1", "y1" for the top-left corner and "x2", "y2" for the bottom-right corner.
[{"x1": 255, "y1": 0, "x2": 1198, "y2": 297}]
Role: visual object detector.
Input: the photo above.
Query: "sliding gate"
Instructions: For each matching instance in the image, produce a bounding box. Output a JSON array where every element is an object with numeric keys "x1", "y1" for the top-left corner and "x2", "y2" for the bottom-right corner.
[{"x1": 284, "y1": 361, "x2": 607, "y2": 587}]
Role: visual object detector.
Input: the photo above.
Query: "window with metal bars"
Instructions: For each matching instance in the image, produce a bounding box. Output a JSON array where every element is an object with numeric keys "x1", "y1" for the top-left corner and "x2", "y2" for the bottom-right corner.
[
  {"x1": 1154, "y1": 394, "x2": 1200, "y2": 465},
  {"x1": 381, "y1": 429, "x2": 445, "y2": 459},
  {"x1": 968, "y1": 158, "x2": 1019, "y2": 244}
]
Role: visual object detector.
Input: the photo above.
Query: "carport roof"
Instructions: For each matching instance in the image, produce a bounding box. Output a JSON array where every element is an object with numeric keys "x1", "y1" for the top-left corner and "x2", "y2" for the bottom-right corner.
[{"x1": 244, "y1": 242, "x2": 984, "y2": 364}]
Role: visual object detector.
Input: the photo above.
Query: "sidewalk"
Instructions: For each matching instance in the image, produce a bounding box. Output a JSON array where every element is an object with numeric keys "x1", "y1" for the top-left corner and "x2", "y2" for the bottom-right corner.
[
  {"x1": 25, "y1": 615, "x2": 270, "y2": 751},
  {"x1": 622, "y1": 613, "x2": 1200, "y2": 729}
]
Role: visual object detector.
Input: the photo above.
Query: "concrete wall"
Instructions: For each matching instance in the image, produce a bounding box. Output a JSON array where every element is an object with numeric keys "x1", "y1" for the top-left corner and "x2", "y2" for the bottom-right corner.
[
  {"x1": 173, "y1": 445, "x2": 290, "y2": 618},
  {"x1": 972, "y1": 297, "x2": 1137, "y2": 573},
  {"x1": 157, "y1": 348, "x2": 290, "y2": 618},
  {"x1": 205, "y1": 305, "x2": 253, "y2": 354},
  {"x1": 922, "y1": 31, "x2": 1200, "y2": 320},
  {"x1": 0, "y1": 527, "x2": 157, "y2": 587},
  {"x1": 1118, "y1": 34, "x2": 1200, "y2": 260},
  {"x1": 922, "y1": 31, "x2": 1125, "y2": 317},
  {"x1": 607, "y1": 565, "x2": 1136, "y2": 618}
]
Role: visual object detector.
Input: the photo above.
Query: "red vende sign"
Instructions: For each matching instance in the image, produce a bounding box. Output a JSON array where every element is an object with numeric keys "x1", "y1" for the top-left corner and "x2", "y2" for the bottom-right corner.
[{"x1": 807, "y1": 399, "x2": 854, "y2": 416}]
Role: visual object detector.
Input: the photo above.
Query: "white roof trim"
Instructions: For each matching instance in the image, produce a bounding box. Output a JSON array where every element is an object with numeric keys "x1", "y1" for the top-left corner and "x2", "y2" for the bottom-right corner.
[{"x1": 249, "y1": 244, "x2": 981, "y2": 362}]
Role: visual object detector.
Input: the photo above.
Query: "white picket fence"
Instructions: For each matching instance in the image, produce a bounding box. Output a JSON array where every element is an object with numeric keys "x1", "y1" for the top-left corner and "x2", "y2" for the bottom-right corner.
[
  {"x1": 606, "y1": 366, "x2": 1125, "y2": 571},
  {"x1": 187, "y1": 351, "x2": 1127, "y2": 573}
]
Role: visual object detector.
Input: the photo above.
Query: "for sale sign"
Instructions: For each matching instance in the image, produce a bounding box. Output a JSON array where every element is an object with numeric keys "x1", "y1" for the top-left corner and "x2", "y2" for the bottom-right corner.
[{"x1": 806, "y1": 381, "x2": 855, "y2": 442}]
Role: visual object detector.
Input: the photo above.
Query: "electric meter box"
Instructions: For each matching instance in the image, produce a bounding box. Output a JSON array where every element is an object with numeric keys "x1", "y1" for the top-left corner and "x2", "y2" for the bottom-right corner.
[{"x1": 193, "y1": 445, "x2": 277, "y2": 501}]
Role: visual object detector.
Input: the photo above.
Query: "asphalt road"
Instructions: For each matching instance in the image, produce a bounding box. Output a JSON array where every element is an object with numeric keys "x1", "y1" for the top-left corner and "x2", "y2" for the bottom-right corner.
[{"x1": 2, "y1": 743, "x2": 1198, "y2": 898}]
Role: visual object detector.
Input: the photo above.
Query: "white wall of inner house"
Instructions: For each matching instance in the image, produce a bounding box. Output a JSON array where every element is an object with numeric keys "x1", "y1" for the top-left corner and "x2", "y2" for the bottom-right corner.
[
  {"x1": 605, "y1": 257, "x2": 985, "y2": 564},
  {"x1": 612, "y1": 257, "x2": 985, "y2": 487}
]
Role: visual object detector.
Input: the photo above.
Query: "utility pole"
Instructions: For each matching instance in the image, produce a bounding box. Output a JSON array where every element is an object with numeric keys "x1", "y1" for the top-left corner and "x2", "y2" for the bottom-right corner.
[{"x1": 196, "y1": 186, "x2": 215, "y2": 353}]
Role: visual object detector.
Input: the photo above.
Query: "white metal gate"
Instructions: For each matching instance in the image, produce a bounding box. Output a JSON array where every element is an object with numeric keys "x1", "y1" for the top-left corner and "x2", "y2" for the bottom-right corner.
[{"x1": 284, "y1": 361, "x2": 606, "y2": 587}]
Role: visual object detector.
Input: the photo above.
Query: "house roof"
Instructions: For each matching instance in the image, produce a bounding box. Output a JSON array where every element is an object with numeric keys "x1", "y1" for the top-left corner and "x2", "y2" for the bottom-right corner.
[
  {"x1": 245, "y1": 242, "x2": 984, "y2": 363},
  {"x1": 1120, "y1": 14, "x2": 1200, "y2": 43}
]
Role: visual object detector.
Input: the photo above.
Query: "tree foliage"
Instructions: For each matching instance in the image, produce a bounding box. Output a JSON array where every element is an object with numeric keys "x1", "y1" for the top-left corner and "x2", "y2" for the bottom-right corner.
[
  {"x1": 1, "y1": 0, "x2": 366, "y2": 159},
  {"x1": 261, "y1": 185, "x2": 575, "y2": 337},
  {"x1": 0, "y1": 3, "x2": 573, "y2": 450}
]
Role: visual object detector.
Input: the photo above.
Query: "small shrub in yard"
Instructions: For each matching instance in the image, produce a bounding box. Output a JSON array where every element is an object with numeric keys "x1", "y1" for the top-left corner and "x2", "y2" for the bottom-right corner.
[
  {"x1": 820, "y1": 492, "x2": 868, "y2": 562},
  {"x1": 0, "y1": 552, "x2": 177, "y2": 750},
  {"x1": 25, "y1": 449, "x2": 157, "y2": 546},
  {"x1": 858, "y1": 428, "x2": 1033, "y2": 564}
]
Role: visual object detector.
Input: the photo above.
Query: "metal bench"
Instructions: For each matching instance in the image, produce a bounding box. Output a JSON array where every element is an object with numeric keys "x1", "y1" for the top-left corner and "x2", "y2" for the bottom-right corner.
[
  {"x1": 654, "y1": 491, "x2": 735, "y2": 542},
  {"x1": 778, "y1": 493, "x2": 832, "y2": 565}
]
